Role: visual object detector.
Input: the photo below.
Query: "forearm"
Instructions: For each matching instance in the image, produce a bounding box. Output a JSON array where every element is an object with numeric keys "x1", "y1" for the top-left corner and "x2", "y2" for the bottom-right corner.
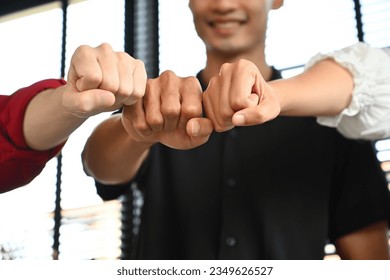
[
  {"x1": 271, "y1": 59, "x2": 353, "y2": 117},
  {"x1": 23, "y1": 86, "x2": 86, "y2": 151},
  {"x1": 82, "y1": 115, "x2": 151, "y2": 185}
]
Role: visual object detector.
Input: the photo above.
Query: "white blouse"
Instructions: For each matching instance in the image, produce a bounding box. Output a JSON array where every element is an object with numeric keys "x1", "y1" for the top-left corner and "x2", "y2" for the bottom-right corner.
[{"x1": 306, "y1": 42, "x2": 390, "y2": 140}]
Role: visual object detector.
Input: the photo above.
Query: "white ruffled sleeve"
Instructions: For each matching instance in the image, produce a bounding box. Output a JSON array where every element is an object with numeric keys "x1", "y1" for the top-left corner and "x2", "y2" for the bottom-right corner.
[{"x1": 305, "y1": 43, "x2": 390, "y2": 140}]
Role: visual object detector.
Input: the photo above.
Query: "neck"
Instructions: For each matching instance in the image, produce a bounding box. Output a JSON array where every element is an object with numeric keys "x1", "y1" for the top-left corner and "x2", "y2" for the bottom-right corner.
[{"x1": 201, "y1": 46, "x2": 273, "y2": 84}]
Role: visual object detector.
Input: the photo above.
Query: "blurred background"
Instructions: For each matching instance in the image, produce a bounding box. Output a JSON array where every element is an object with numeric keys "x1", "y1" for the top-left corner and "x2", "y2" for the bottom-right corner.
[{"x1": 0, "y1": 0, "x2": 389, "y2": 259}]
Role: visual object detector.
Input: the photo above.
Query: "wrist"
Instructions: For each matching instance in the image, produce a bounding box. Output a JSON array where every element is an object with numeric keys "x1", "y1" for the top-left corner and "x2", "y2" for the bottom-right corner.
[{"x1": 268, "y1": 80, "x2": 287, "y2": 115}]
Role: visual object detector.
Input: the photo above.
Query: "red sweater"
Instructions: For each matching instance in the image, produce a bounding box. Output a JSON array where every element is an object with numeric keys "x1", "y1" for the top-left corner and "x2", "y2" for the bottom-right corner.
[{"x1": 0, "y1": 79, "x2": 66, "y2": 193}]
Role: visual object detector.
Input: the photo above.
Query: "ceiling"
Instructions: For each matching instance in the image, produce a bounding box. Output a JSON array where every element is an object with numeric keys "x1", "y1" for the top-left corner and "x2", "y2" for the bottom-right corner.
[{"x1": 0, "y1": 0, "x2": 57, "y2": 17}]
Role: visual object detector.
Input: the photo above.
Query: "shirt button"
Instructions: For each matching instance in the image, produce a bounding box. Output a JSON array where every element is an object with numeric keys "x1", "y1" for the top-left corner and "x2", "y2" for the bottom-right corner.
[
  {"x1": 227, "y1": 178, "x2": 237, "y2": 188},
  {"x1": 225, "y1": 237, "x2": 237, "y2": 247}
]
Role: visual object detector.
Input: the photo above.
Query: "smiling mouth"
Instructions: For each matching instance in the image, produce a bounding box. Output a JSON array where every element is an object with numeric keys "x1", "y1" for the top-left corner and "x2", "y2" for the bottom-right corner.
[
  {"x1": 208, "y1": 20, "x2": 245, "y2": 36},
  {"x1": 210, "y1": 21, "x2": 241, "y2": 29}
]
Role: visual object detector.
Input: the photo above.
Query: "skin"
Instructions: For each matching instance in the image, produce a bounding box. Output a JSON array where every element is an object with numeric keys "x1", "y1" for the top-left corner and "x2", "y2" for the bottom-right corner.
[
  {"x1": 82, "y1": 0, "x2": 281, "y2": 183},
  {"x1": 23, "y1": 43, "x2": 147, "y2": 151},
  {"x1": 83, "y1": 71, "x2": 213, "y2": 184},
  {"x1": 189, "y1": 0, "x2": 279, "y2": 84},
  {"x1": 82, "y1": 0, "x2": 389, "y2": 259},
  {"x1": 202, "y1": 58, "x2": 354, "y2": 132}
]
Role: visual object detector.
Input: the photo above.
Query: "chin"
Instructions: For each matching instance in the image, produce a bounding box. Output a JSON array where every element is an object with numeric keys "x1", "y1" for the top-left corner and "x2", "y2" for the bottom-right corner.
[{"x1": 211, "y1": 43, "x2": 247, "y2": 55}]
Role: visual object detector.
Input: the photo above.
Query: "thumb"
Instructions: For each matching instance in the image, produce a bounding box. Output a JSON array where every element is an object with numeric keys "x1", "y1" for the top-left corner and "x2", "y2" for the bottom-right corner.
[
  {"x1": 75, "y1": 75, "x2": 100, "y2": 93},
  {"x1": 65, "y1": 89, "x2": 116, "y2": 117},
  {"x1": 232, "y1": 103, "x2": 279, "y2": 126},
  {"x1": 187, "y1": 117, "x2": 213, "y2": 141}
]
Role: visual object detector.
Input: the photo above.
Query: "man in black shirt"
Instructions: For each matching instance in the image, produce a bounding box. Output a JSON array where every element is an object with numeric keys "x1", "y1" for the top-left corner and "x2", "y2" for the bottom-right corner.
[{"x1": 82, "y1": 0, "x2": 390, "y2": 259}]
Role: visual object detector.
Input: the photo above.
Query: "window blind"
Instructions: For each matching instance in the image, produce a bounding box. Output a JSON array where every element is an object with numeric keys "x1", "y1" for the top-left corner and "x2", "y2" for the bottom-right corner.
[
  {"x1": 361, "y1": 0, "x2": 390, "y2": 48},
  {"x1": 121, "y1": 0, "x2": 159, "y2": 260},
  {"x1": 266, "y1": 0, "x2": 359, "y2": 71},
  {"x1": 360, "y1": 0, "x2": 390, "y2": 187},
  {"x1": 0, "y1": 0, "x2": 57, "y2": 17}
]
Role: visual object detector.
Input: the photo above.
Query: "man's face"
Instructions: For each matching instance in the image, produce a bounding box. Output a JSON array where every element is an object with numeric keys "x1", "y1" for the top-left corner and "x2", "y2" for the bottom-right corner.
[{"x1": 189, "y1": 0, "x2": 276, "y2": 55}]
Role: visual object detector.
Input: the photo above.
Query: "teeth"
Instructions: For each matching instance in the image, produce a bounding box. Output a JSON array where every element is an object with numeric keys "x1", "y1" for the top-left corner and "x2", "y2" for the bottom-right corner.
[{"x1": 214, "y1": 22, "x2": 239, "y2": 29}]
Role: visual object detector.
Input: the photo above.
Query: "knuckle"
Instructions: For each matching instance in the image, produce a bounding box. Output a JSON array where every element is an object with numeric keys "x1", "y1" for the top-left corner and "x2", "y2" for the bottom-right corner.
[
  {"x1": 131, "y1": 88, "x2": 145, "y2": 100},
  {"x1": 118, "y1": 51, "x2": 130, "y2": 60},
  {"x1": 133, "y1": 122, "x2": 150, "y2": 134},
  {"x1": 183, "y1": 76, "x2": 203, "y2": 92},
  {"x1": 85, "y1": 72, "x2": 103, "y2": 85},
  {"x1": 146, "y1": 115, "x2": 164, "y2": 129},
  {"x1": 160, "y1": 70, "x2": 179, "y2": 85},
  {"x1": 182, "y1": 104, "x2": 202, "y2": 118},
  {"x1": 98, "y1": 42, "x2": 113, "y2": 53},
  {"x1": 74, "y1": 45, "x2": 91, "y2": 57},
  {"x1": 253, "y1": 109, "x2": 264, "y2": 121},
  {"x1": 231, "y1": 98, "x2": 246, "y2": 110},
  {"x1": 219, "y1": 62, "x2": 233, "y2": 74},
  {"x1": 209, "y1": 76, "x2": 217, "y2": 85},
  {"x1": 236, "y1": 58, "x2": 249, "y2": 67},
  {"x1": 161, "y1": 102, "x2": 181, "y2": 118},
  {"x1": 134, "y1": 58, "x2": 146, "y2": 69},
  {"x1": 161, "y1": 69, "x2": 175, "y2": 76},
  {"x1": 101, "y1": 78, "x2": 120, "y2": 93},
  {"x1": 185, "y1": 75, "x2": 200, "y2": 85},
  {"x1": 220, "y1": 107, "x2": 233, "y2": 119}
]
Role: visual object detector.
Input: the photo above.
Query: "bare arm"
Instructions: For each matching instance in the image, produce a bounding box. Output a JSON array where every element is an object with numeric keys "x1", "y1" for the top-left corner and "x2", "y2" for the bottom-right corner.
[
  {"x1": 23, "y1": 43, "x2": 146, "y2": 151},
  {"x1": 203, "y1": 58, "x2": 353, "y2": 131},
  {"x1": 272, "y1": 58, "x2": 353, "y2": 117},
  {"x1": 82, "y1": 114, "x2": 151, "y2": 184}
]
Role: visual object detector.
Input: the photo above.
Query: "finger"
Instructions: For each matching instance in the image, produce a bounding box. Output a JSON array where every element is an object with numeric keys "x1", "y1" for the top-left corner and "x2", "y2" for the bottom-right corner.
[
  {"x1": 129, "y1": 59, "x2": 147, "y2": 104},
  {"x1": 115, "y1": 52, "x2": 135, "y2": 105},
  {"x1": 204, "y1": 76, "x2": 234, "y2": 131},
  {"x1": 248, "y1": 93, "x2": 260, "y2": 106},
  {"x1": 229, "y1": 61, "x2": 260, "y2": 110},
  {"x1": 144, "y1": 80, "x2": 164, "y2": 131},
  {"x1": 161, "y1": 91, "x2": 181, "y2": 131},
  {"x1": 68, "y1": 45, "x2": 103, "y2": 91},
  {"x1": 232, "y1": 102, "x2": 279, "y2": 126},
  {"x1": 63, "y1": 88, "x2": 116, "y2": 117},
  {"x1": 120, "y1": 57, "x2": 147, "y2": 106},
  {"x1": 124, "y1": 101, "x2": 152, "y2": 137},
  {"x1": 178, "y1": 77, "x2": 203, "y2": 130},
  {"x1": 95, "y1": 43, "x2": 121, "y2": 94},
  {"x1": 202, "y1": 88, "x2": 224, "y2": 132},
  {"x1": 202, "y1": 77, "x2": 218, "y2": 120},
  {"x1": 214, "y1": 67, "x2": 235, "y2": 124}
]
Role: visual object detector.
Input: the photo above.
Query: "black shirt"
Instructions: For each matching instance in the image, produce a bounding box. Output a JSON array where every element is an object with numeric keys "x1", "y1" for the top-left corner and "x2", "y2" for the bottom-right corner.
[{"x1": 95, "y1": 68, "x2": 390, "y2": 259}]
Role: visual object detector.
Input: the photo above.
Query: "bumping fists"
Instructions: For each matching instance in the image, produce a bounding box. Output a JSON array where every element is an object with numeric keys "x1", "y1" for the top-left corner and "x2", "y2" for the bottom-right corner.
[
  {"x1": 203, "y1": 59, "x2": 281, "y2": 132},
  {"x1": 65, "y1": 43, "x2": 280, "y2": 150},
  {"x1": 120, "y1": 59, "x2": 281, "y2": 150},
  {"x1": 121, "y1": 71, "x2": 213, "y2": 150},
  {"x1": 63, "y1": 43, "x2": 147, "y2": 118}
]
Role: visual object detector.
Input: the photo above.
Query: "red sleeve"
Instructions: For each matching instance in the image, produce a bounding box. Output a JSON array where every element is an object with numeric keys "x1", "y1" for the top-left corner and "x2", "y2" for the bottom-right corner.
[{"x1": 0, "y1": 79, "x2": 67, "y2": 193}]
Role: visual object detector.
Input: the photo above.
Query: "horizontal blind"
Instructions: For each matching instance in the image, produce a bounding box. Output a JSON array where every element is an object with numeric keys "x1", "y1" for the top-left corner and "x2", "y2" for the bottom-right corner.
[
  {"x1": 0, "y1": 0, "x2": 57, "y2": 17},
  {"x1": 59, "y1": 200, "x2": 122, "y2": 260},
  {"x1": 132, "y1": 0, "x2": 159, "y2": 78},
  {"x1": 361, "y1": 0, "x2": 390, "y2": 48},
  {"x1": 266, "y1": 0, "x2": 359, "y2": 71},
  {"x1": 376, "y1": 140, "x2": 390, "y2": 182},
  {"x1": 361, "y1": 0, "x2": 390, "y2": 187}
]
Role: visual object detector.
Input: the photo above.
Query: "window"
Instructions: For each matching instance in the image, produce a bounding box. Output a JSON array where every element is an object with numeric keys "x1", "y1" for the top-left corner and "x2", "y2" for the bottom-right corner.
[
  {"x1": 0, "y1": 0, "x2": 124, "y2": 260},
  {"x1": 1, "y1": 0, "x2": 389, "y2": 260},
  {"x1": 0, "y1": 2, "x2": 63, "y2": 259},
  {"x1": 158, "y1": 0, "x2": 390, "y2": 259}
]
